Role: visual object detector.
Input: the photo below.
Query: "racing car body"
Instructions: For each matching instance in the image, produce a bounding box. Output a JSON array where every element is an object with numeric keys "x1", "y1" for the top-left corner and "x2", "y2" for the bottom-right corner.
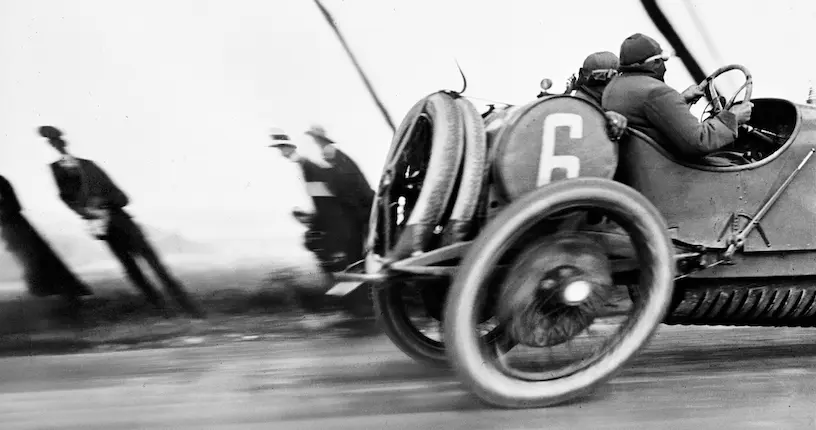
[
  {"x1": 329, "y1": 67, "x2": 816, "y2": 408},
  {"x1": 472, "y1": 86, "x2": 816, "y2": 321},
  {"x1": 622, "y1": 98, "x2": 816, "y2": 270},
  {"x1": 318, "y1": 0, "x2": 816, "y2": 413}
]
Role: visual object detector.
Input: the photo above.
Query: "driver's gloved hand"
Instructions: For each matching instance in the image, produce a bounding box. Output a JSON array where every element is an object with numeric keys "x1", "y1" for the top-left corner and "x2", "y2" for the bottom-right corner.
[
  {"x1": 729, "y1": 101, "x2": 754, "y2": 125},
  {"x1": 680, "y1": 84, "x2": 705, "y2": 104}
]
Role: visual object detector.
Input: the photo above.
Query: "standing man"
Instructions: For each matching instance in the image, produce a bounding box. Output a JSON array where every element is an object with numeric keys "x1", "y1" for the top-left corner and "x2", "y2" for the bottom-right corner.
[
  {"x1": 303, "y1": 125, "x2": 375, "y2": 321},
  {"x1": 304, "y1": 124, "x2": 374, "y2": 263},
  {"x1": 268, "y1": 127, "x2": 319, "y2": 228},
  {"x1": 272, "y1": 126, "x2": 373, "y2": 320},
  {"x1": 37, "y1": 126, "x2": 204, "y2": 318},
  {"x1": 270, "y1": 127, "x2": 357, "y2": 273}
]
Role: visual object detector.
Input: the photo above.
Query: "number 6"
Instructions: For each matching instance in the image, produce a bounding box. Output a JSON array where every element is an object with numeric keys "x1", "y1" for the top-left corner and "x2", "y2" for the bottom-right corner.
[{"x1": 537, "y1": 113, "x2": 582, "y2": 186}]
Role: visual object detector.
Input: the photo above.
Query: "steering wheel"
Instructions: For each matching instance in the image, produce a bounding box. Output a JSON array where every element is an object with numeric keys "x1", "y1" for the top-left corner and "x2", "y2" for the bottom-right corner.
[
  {"x1": 696, "y1": 65, "x2": 758, "y2": 165},
  {"x1": 697, "y1": 64, "x2": 753, "y2": 114}
]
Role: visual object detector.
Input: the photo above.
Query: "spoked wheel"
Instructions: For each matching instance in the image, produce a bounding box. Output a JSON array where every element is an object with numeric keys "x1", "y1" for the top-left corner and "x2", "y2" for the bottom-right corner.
[
  {"x1": 372, "y1": 278, "x2": 501, "y2": 366},
  {"x1": 443, "y1": 178, "x2": 674, "y2": 408},
  {"x1": 369, "y1": 92, "x2": 488, "y2": 366},
  {"x1": 373, "y1": 279, "x2": 448, "y2": 364}
]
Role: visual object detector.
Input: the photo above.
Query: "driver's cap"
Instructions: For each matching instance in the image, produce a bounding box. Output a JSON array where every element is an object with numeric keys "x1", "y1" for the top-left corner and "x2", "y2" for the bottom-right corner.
[{"x1": 620, "y1": 33, "x2": 663, "y2": 66}]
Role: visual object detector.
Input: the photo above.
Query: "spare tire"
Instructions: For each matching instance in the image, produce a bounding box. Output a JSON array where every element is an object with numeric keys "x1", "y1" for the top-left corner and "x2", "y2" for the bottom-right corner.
[
  {"x1": 369, "y1": 92, "x2": 492, "y2": 366},
  {"x1": 440, "y1": 97, "x2": 488, "y2": 245},
  {"x1": 371, "y1": 91, "x2": 465, "y2": 259}
]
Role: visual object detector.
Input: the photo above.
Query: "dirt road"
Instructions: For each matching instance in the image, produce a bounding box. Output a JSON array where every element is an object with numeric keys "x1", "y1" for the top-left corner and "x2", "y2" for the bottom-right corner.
[{"x1": 1, "y1": 324, "x2": 815, "y2": 429}]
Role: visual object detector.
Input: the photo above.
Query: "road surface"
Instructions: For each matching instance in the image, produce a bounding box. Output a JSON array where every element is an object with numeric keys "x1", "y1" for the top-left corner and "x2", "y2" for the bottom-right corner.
[{"x1": 1, "y1": 324, "x2": 815, "y2": 429}]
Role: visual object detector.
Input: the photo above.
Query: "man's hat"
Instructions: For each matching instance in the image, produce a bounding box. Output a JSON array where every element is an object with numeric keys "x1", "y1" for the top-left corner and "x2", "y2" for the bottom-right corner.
[
  {"x1": 579, "y1": 51, "x2": 620, "y2": 81},
  {"x1": 304, "y1": 125, "x2": 335, "y2": 144},
  {"x1": 38, "y1": 125, "x2": 63, "y2": 140},
  {"x1": 619, "y1": 33, "x2": 664, "y2": 66},
  {"x1": 268, "y1": 127, "x2": 295, "y2": 148}
]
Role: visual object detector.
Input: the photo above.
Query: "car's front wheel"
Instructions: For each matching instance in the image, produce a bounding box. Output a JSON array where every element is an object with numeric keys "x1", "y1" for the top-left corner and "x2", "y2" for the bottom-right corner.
[{"x1": 444, "y1": 178, "x2": 675, "y2": 408}]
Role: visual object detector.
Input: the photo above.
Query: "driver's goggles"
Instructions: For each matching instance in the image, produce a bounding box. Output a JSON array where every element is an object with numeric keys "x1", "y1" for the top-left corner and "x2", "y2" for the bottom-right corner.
[
  {"x1": 587, "y1": 69, "x2": 618, "y2": 81},
  {"x1": 639, "y1": 51, "x2": 674, "y2": 64}
]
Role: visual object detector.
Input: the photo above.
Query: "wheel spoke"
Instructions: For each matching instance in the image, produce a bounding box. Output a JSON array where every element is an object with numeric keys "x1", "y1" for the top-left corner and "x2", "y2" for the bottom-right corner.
[
  {"x1": 480, "y1": 223, "x2": 662, "y2": 383},
  {"x1": 611, "y1": 258, "x2": 638, "y2": 273},
  {"x1": 493, "y1": 330, "x2": 518, "y2": 356}
]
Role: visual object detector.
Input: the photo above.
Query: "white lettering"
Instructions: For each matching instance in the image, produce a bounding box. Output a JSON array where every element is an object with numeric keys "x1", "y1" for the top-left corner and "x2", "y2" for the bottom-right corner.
[{"x1": 537, "y1": 113, "x2": 582, "y2": 186}]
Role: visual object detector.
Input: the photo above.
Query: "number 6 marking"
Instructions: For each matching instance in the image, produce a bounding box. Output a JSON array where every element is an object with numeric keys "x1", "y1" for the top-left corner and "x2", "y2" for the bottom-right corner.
[{"x1": 537, "y1": 113, "x2": 582, "y2": 186}]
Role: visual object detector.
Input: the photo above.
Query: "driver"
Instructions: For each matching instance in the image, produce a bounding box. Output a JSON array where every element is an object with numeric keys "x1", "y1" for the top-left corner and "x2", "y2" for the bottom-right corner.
[{"x1": 602, "y1": 33, "x2": 754, "y2": 159}]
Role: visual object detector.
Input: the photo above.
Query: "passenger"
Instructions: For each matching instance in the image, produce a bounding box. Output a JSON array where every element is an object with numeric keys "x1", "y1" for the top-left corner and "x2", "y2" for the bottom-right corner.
[
  {"x1": 602, "y1": 33, "x2": 753, "y2": 159},
  {"x1": 565, "y1": 51, "x2": 628, "y2": 141},
  {"x1": 559, "y1": 52, "x2": 628, "y2": 227},
  {"x1": 568, "y1": 51, "x2": 620, "y2": 108}
]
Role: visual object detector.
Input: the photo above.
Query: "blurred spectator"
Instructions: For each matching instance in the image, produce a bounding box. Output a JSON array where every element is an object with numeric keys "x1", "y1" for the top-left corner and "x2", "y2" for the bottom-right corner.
[
  {"x1": 272, "y1": 126, "x2": 374, "y2": 321},
  {"x1": 305, "y1": 124, "x2": 374, "y2": 265},
  {"x1": 0, "y1": 173, "x2": 91, "y2": 308},
  {"x1": 38, "y1": 125, "x2": 204, "y2": 318}
]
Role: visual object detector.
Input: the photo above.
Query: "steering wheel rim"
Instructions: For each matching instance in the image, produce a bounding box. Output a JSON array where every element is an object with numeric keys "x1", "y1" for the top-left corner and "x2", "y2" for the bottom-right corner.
[{"x1": 697, "y1": 64, "x2": 752, "y2": 113}]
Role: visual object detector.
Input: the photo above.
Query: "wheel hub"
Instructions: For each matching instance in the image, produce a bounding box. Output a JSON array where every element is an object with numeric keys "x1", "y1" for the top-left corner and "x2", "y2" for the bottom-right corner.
[
  {"x1": 562, "y1": 280, "x2": 593, "y2": 305},
  {"x1": 498, "y1": 234, "x2": 612, "y2": 347}
]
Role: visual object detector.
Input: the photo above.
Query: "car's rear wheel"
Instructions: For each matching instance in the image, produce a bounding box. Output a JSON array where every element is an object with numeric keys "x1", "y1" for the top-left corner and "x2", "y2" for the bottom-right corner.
[
  {"x1": 369, "y1": 92, "x2": 490, "y2": 366},
  {"x1": 443, "y1": 178, "x2": 674, "y2": 408},
  {"x1": 372, "y1": 279, "x2": 450, "y2": 366}
]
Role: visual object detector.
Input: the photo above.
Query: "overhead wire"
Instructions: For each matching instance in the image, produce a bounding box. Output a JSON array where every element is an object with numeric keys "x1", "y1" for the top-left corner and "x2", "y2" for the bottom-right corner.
[
  {"x1": 640, "y1": 0, "x2": 722, "y2": 100},
  {"x1": 681, "y1": 0, "x2": 738, "y2": 91}
]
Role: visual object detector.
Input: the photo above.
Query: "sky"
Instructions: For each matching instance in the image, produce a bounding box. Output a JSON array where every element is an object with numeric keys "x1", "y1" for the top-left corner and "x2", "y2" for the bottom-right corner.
[{"x1": 1, "y1": 0, "x2": 814, "y2": 267}]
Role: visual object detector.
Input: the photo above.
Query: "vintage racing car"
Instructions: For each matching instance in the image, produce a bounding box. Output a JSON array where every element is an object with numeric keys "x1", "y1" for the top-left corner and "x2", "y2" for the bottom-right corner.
[{"x1": 331, "y1": 56, "x2": 816, "y2": 409}]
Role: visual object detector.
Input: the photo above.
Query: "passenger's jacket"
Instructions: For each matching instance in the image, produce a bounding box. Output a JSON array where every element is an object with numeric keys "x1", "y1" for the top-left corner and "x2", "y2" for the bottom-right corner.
[
  {"x1": 571, "y1": 85, "x2": 605, "y2": 109},
  {"x1": 602, "y1": 73, "x2": 738, "y2": 158}
]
